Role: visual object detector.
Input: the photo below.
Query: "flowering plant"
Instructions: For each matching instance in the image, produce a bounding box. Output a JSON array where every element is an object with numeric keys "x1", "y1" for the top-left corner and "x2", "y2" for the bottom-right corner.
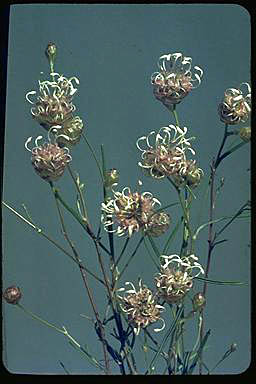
[{"x1": 3, "y1": 44, "x2": 250, "y2": 375}]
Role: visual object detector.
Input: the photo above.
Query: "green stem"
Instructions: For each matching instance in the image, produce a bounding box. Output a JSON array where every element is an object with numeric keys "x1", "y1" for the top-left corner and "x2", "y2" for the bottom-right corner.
[
  {"x1": 172, "y1": 105, "x2": 180, "y2": 126},
  {"x1": 50, "y1": 186, "x2": 111, "y2": 256},
  {"x1": 17, "y1": 304, "x2": 104, "y2": 371},
  {"x1": 115, "y1": 236, "x2": 144, "y2": 285},
  {"x1": 66, "y1": 164, "x2": 89, "y2": 224},
  {"x1": 3, "y1": 201, "x2": 105, "y2": 286},
  {"x1": 145, "y1": 306, "x2": 183, "y2": 375},
  {"x1": 81, "y1": 133, "x2": 104, "y2": 183}
]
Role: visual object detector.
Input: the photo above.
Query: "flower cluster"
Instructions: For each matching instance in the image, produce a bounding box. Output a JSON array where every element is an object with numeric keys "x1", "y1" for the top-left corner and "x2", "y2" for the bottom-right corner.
[
  {"x1": 101, "y1": 187, "x2": 170, "y2": 237},
  {"x1": 26, "y1": 73, "x2": 79, "y2": 127},
  {"x1": 218, "y1": 83, "x2": 251, "y2": 125},
  {"x1": 25, "y1": 135, "x2": 72, "y2": 182},
  {"x1": 26, "y1": 72, "x2": 84, "y2": 147},
  {"x1": 137, "y1": 125, "x2": 203, "y2": 188},
  {"x1": 155, "y1": 254, "x2": 204, "y2": 304},
  {"x1": 151, "y1": 52, "x2": 203, "y2": 108},
  {"x1": 117, "y1": 279, "x2": 165, "y2": 335}
]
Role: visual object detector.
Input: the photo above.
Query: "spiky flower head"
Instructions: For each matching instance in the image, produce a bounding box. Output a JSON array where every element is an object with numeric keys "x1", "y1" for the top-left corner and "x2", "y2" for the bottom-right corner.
[
  {"x1": 3, "y1": 286, "x2": 22, "y2": 305},
  {"x1": 218, "y1": 83, "x2": 251, "y2": 125},
  {"x1": 146, "y1": 211, "x2": 171, "y2": 237},
  {"x1": 171, "y1": 159, "x2": 204, "y2": 189},
  {"x1": 25, "y1": 135, "x2": 72, "y2": 182},
  {"x1": 155, "y1": 254, "x2": 204, "y2": 304},
  {"x1": 117, "y1": 279, "x2": 165, "y2": 335},
  {"x1": 101, "y1": 187, "x2": 169, "y2": 237},
  {"x1": 136, "y1": 125, "x2": 195, "y2": 180},
  {"x1": 51, "y1": 116, "x2": 84, "y2": 148},
  {"x1": 26, "y1": 73, "x2": 79, "y2": 127},
  {"x1": 151, "y1": 52, "x2": 203, "y2": 108}
]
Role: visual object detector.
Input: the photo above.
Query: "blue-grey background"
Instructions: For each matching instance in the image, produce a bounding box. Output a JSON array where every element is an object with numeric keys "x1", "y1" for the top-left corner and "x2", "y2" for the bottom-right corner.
[{"x1": 3, "y1": 4, "x2": 250, "y2": 374}]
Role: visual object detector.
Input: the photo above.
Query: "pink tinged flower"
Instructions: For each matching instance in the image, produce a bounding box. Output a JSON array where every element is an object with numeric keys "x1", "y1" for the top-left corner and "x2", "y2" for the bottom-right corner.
[
  {"x1": 151, "y1": 52, "x2": 203, "y2": 107},
  {"x1": 101, "y1": 187, "x2": 162, "y2": 237},
  {"x1": 25, "y1": 135, "x2": 72, "y2": 182},
  {"x1": 117, "y1": 279, "x2": 165, "y2": 335},
  {"x1": 155, "y1": 254, "x2": 204, "y2": 304},
  {"x1": 218, "y1": 82, "x2": 251, "y2": 125},
  {"x1": 136, "y1": 125, "x2": 195, "y2": 179},
  {"x1": 26, "y1": 73, "x2": 80, "y2": 127}
]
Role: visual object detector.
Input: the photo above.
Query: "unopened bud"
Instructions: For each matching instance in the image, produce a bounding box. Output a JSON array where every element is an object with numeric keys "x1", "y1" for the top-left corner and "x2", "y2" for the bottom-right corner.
[
  {"x1": 3, "y1": 286, "x2": 22, "y2": 305},
  {"x1": 45, "y1": 42, "x2": 57, "y2": 62},
  {"x1": 192, "y1": 292, "x2": 206, "y2": 311},
  {"x1": 104, "y1": 169, "x2": 119, "y2": 188},
  {"x1": 230, "y1": 343, "x2": 237, "y2": 352},
  {"x1": 239, "y1": 127, "x2": 251, "y2": 142}
]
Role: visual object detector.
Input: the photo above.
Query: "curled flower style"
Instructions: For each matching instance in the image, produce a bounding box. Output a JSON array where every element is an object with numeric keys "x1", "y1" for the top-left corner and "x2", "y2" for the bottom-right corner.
[
  {"x1": 155, "y1": 254, "x2": 204, "y2": 304},
  {"x1": 218, "y1": 83, "x2": 251, "y2": 125},
  {"x1": 101, "y1": 187, "x2": 163, "y2": 237},
  {"x1": 146, "y1": 211, "x2": 171, "y2": 237},
  {"x1": 26, "y1": 73, "x2": 79, "y2": 127},
  {"x1": 117, "y1": 279, "x2": 165, "y2": 335},
  {"x1": 151, "y1": 52, "x2": 203, "y2": 107},
  {"x1": 25, "y1": 135, "x2": 72, "y2": 181},
  {"x1": 136, "y1": 125, "x2": 195, "y2": 180},
  {"x1": 50, "y1": 116, "x2": 84, "y2": 148},
  {"x1": 171, "y1": 159, "x2": 204, "y2": 189}
]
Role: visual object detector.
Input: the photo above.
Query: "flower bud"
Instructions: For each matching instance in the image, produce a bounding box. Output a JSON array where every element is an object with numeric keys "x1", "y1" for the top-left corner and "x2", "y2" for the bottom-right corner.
[
  {"x1": 192, "y1": 292, "x2": 206, "y2": 311},
  {"x1": 3, "y1": 286, "x2": 22, "y2": 304},
  {"x1": 239, "y1": 126, "x2": 251, "y2": 142},
  {"x1": 45, "y1": 42, "x2": 57, "y2": 62},
  {"x1": 230, "y1": 343, "x2": 237, "y2": 352},
  {"x1": 104, "y1": 169, "x2": 119, "y2": 188}
]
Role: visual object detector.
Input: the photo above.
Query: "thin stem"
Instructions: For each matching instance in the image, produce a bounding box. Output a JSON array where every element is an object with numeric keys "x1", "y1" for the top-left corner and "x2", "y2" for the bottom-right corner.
[
  {"x1": 50, "y1": 183, "x2": 111, "y2": 374},
  {"x1": 17, "y1": 304, "x2": 104, "y2": 371},
  {"x1": 81, "y1": 133, "x2": 104, "y2": 183},
  {"x1": 215, "y1": 141, "x2": 248, "y2": 168},
  {"x1": 145, "y1": 306, "x2": 183, "y2": 375},
  {"x1": 215, "y1": 124, "x2": 228, "y2": 164},
  {"x1": 112, "y1": 237, "x2": 130, "y2": 272},
  {"x1": 172, "y1": 105, "x2": 180, "y2": 126},
  {"x1": 66, "y1": 164, "x2": 89, "y2": 224},
  {"x1": 115, "y1": 236, "x2": 144, "y2": 284},
  {"x1": 3, "y1": 201, "x2": 105, "y2": 286},
  {"x1": 51, "y1": 186, "x2": 111, "y2": 256}
]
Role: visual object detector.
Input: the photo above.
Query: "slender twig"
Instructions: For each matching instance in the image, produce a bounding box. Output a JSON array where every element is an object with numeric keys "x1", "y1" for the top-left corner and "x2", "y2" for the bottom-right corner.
[
  {"x1": 50, "y1": 182, "x2": 111, "y2": 374},
  {"x1": 17, "y1": 304, "x2": 104, "y2": 371},
  {"x1": 66, "y1": 164, "x2": 89, "y2": 224},
  {"x1": 2, "y1": 201, "x2": 105, "y2": 285}
]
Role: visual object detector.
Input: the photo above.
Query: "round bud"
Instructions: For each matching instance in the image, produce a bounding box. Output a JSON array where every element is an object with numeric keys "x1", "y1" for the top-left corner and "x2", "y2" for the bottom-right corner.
[
  {"x1": 104, "y1": 169, "x2": 119, "y2": 188},
  {"x1": 3, "y1": 286, "x2": 22, "y2": 305},
  {"x1": 239, "y1": 127, "x2": 251, "y2": 142},
  {"x1": 45, "y1": 42, "x2": 57, "y2": 61},
  {"x1": 192, "y1": 292, "x2": 206, "y2": 311},
  {"x1": 230, "y1": 343, "x2": 237, "y2": 352}
]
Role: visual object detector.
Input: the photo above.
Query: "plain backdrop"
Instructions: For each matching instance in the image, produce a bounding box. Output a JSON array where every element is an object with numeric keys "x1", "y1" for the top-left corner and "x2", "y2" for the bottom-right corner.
[{"x1": 2, "y1": 4, "x2": 250, "y2": 374}]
